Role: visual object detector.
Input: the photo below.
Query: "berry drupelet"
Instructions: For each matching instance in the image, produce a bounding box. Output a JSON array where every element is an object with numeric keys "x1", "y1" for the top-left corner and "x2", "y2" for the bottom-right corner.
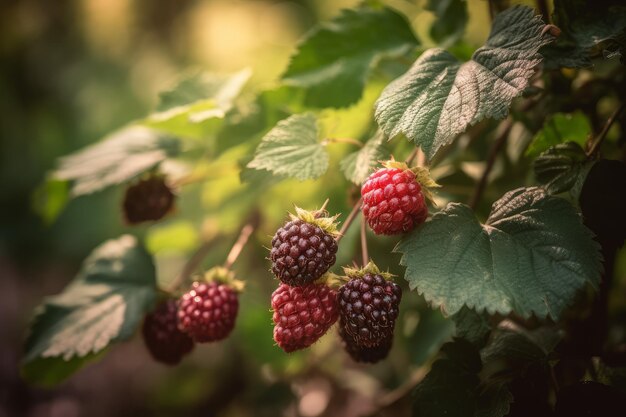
[{"x1": 338, "y1": 323, "x2": 392, "y2": 364}]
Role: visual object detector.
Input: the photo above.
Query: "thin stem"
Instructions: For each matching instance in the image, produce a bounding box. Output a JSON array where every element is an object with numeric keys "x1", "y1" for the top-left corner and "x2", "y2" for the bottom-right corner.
[
  {"x1": 223, "y1": 223, "x2": 256, "y2": 270},
  {"x1": 323, "y1": 137, "x2": 364, "y2": 148},
  {"x1": 488, "y1": 0, "x2": 495, "y2": 21},
  {"x1": 360, "y1": 215, "x2": 369, "y2": 266},
  {"x1": 587, "y1": 103, "x2": 625, "y2": 158},
  {"x1": 336, "y1": 197, "x2": 362, "y2": 243},
  {"x1": 375, "y1": 366, "x2": 430, "y2": 409},
  {"x1": 468, "y1": 118, "x2": 514, "y2": 210},
  {"x1": 405, "y1": 147, "x2": 419, "y2": 165},
  {"x1": 536, "y1": 0, "x2": 550, "y2": 22},
  {"x1": 168, "y1": 239, "x2": 217, "y2": 293}
]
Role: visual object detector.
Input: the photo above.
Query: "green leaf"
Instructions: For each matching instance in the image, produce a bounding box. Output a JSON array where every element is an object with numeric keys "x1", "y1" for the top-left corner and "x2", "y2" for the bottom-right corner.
[
  {"x1": 395, "y1": 187, "x2": 602, "y2": 319},
  {"x1": 53, "y1": 126, "x2": 181, "y2": 196},
  {"x1": 543, "y1": 0, "x2": 626, "y2": 68},
  {"x1": 475, "y1": 383, "x2": 513, "y2": 417},
  {"x1": 534, "y1": 142, "x2": 595, "y2": 197},
  {"x1": 482, "y1": 325, "x2": 561, "y2": 366},
  {"x1": 526, "y1": 111, "x2": 591, "y2": 157},
  {"x1": 340, "y1": 132, "x2": 390, "y2": 185},
  {"x1": 22, "y1": 235, "x2": 157, "y2": 385},
  {"x1": 452, "y1": 307, "x2": 492, "y2": 348},
  {"x1": 144, "y1": 68, "x2": 251, "y2": 139},
  {"x1": 412, "y1": 339, "x2": 481, "y2": 417},
  {"x1": 246, "y1": 113, "x2": 328, "y2": 181},
  {"x1": 282, "y1": 6, "x2": 419, "y2": 108},
  {"x1": 375, "y1": 6, "x2": 554, "y2": 160},
  {"x1": 426, "y1": 0, "x2": 468, "y2": 46}
]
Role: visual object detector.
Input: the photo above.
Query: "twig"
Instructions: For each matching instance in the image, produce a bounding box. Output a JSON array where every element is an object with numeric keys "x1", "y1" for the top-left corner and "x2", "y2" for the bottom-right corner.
[
  {"x1": 375, "y1": 366, "x2": 429, "y2": 409},
  {"x1": 468, "y1": 118, "x2": 514, "y2": 209},
  {"x1": 168, "y1": 239, "x2": 218, "y2": 292},
  {"x1": 360, "y1": 215, "x2": 369, "y2": 266},
  {"x1": 336, "y1": 198, "x2": 362, "y2": 243},
  {"x1": 587, "y1": 103, "x2": 625, "y2": 158},
  {"x1": 168, "y1": 217, "x2": 258, "y2": 292},
  {"x1": 223, "y1": 223, "x2": 256, "y2": 270},
  {"x1": 488, "y1": 0, "x2": 495, "y2": 21}
]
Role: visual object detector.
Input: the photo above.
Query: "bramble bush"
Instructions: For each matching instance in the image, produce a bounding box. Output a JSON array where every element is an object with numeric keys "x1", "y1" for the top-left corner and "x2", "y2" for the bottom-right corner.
[{"x1": 23, "y1": 0, "x2": 626, "y2": 415}]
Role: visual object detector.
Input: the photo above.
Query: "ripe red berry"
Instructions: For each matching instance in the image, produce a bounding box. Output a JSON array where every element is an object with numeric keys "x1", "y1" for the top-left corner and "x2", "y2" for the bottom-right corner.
[
  {"x1": 338, "y1": 270, "x2": 402, "y2": 348},
  {"x1": 338, "y1": 323, "x2": 391, "y2": 364},
  {"x1": 270, "y1": 208, "x2": 339, "y2": 286},
  {"x1": 177, "y1": 280, "x2": 239, "y2": 343},
  {"x1": 271, "y1": 281, "x2": 339, "y2": 352},
  {"x1": 361, "y1": 167, "x2": 427, "y2": 235},
  {"x1": 142, "y1": 299, "x2": 194, "y2": 365},
  {"x1": 123, "y1": 176, "x2": 175, "y2": 224}
]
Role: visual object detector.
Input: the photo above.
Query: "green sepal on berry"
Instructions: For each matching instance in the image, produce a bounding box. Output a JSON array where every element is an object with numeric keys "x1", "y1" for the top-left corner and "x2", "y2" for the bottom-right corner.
[
  {"x1": 289, "y1": 206, "x2": 341, "y2": 238},
  {"x1": 342, "y1": 261, "x2": 394, "y2": 281},
  {"x1": 381, "y1": 160, "x2": 440, "y2": 205},
  {"x1": 201, "y1": 266, "x2": 245, "y2": 293}
]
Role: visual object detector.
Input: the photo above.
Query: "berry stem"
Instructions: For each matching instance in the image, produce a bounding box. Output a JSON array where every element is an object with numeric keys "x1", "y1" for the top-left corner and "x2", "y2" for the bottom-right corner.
[
  {"x1": 168, "y1": 239, "x2": 217, "y2": 293},
  {"x1": 336, "y1": 197, "x2": 362, "y2": 243},
  {"x1": 586, "y1": 102, "x2": 625, "y2": 158},
  {"x1": 360, "y1": 214, "x2": 369, "y2": 266},
  {"x1": 223, "y1": 222, "x2": 256, "y2": 270}
]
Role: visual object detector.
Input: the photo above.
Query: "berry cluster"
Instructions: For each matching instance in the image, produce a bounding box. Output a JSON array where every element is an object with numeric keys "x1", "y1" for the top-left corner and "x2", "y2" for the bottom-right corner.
[{"x1": 141, "y1": 267, "x2": 242, "y2": 365}]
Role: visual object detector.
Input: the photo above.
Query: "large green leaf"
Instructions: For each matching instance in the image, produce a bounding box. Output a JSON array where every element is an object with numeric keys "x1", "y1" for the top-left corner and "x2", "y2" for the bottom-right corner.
[
  {"x1": 53, "y1": 126, "x2": 180, "y2": 196},
  {"x1": 534, "y1": 142, "x2": 595, "y2": 197},
  {"x1": 426, "y1": 0, "x2": 468, "y2": 46},
  {"x1": 395, "y1": 187, "x2": 602, "y2": 319},
  {"x1": 375, "y1": 6, "x2": 554, "y2": 160},
  {"x1": 526, "y1": 111, "x2": 591, "y2": 157},
  {"x1": 143, "y1": 68, "x2": 251, "y2": 139},
  {"x1": 246, "y1": 113, "x2": 328, "y2": 181},
  {"x1": 22, "y1": 235, "x2": 157, "y2": 385},
  {"x1": 282, "y1": 5, "x2": 419, "y2": 108},
  {"x1": 339, "y1": 132, "x2": 389, "y2": 185}
]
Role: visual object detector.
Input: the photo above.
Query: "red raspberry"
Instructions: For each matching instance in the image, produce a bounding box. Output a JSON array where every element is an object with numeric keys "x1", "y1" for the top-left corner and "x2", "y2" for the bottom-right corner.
[
  {"x1": 361, "y1": 167, "x2": 427, "y2": 235},
  {"x1": 142, "y1": 299, "x2": 194, "y2": 365},
  {"x1": 271, "y1": 282, "x2": 339, "y2": 352},
  {"x1": 177, "y1": 281, "x2": 239, "y2": 343},
  {"x1": 338, "y1": 323, "x2": 391, "y2": 364},
  {"x1": 338, "y1": 272, "x2": 402, "y2": 348},
  {"x1": 270, "y1": 217, "x2": 338, "y2": 287},
  {"x1": 123, "y1": 176, "x2": 175, "y2": 224}
]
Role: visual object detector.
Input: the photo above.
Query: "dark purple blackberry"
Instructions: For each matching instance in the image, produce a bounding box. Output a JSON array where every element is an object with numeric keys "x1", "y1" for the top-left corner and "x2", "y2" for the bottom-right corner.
[
  {"x1": 142, "y1": 299, "x2": 194, "y2": 365},
  {"x1": 270, "y1": 211, "x2": 339, "y2": 286},
  {"x1": 338, "y1": 270, "x2": 402, "y2": 348},
  {"x1": 123, "y1": 175, "x2": 175, "y2": 224},
  {"x1": 339, "y1": 322, "x2": 392, "y2": 364}
]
